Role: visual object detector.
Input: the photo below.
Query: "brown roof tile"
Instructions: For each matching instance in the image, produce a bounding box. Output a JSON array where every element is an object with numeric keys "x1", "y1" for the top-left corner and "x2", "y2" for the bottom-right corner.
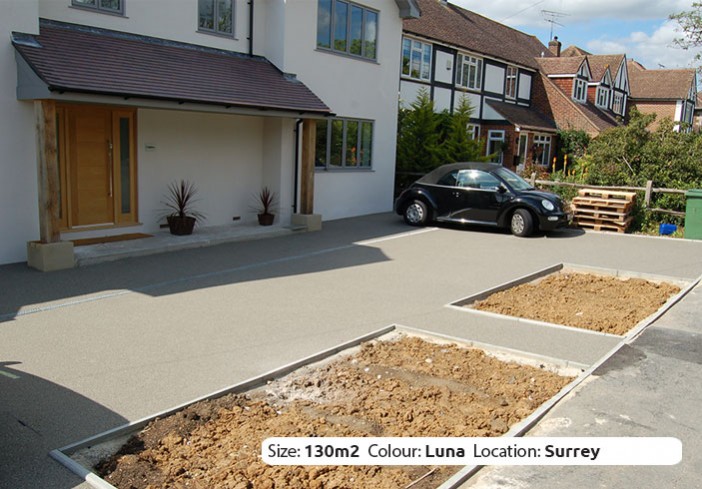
[
  {"x1": 561, "y1": 45, "x2": 591, "y2": 57},
  {"x1": 535, "y1": 56, "x2": 586, "y2": 76},
  {"x1": 404, "y1": 0, "x2": 551, "y2": 69},
  {"x1": 627, "y1": 62, "x2": 696, "y2": 100},
  {"x1": 12, "y1": 19, "x2": 331, "y2": 114},
  {"x1": 486, "y1": 100, "x2": 557, "y2": 132}
]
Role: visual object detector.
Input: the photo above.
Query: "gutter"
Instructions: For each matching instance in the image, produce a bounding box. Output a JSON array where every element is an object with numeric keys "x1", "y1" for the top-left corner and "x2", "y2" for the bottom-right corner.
[
  {"x1": 248, "y1": 0, "x2": 254, "y2": 57},
  {"x1": 293, "y1": 119, "x2": 303, "y2": 214}
]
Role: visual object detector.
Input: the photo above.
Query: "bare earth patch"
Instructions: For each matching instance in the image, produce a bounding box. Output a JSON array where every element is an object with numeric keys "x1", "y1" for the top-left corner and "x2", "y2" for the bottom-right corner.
[
  {"x1": 471, "y1": 272, "x2": 680, "y2": 336},
  {"x1": 96, "y1": 335, "x2": 572, "y2": 489}
]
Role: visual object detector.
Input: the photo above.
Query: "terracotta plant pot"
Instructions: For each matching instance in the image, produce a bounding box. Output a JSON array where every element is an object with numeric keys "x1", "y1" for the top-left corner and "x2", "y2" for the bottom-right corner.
[
  {"x1": 257, "y1": 213, "x2": 275, "y2": 226},
  {"x1": 167, "y1": 215, "x2": 196, "y2": 235}
]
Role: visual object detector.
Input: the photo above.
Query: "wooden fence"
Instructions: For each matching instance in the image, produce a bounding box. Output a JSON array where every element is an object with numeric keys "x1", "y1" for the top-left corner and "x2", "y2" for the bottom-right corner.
[{"x1": 529, "y1": 174, "x2": 688, "y2": 218}]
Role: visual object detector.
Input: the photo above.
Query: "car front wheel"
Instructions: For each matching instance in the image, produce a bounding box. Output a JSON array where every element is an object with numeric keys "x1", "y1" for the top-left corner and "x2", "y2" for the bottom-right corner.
[
  {"x1": 404, "y1": 200, "x2": 430, "y2": 226},
  {"x1": 510, "y1": 209, "x2": 534, "y2": 237}
]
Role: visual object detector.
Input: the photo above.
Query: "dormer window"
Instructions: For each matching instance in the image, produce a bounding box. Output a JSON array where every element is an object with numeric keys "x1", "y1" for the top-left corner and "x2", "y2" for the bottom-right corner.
[
  {"x1": 596, "y1": 86, "x2": 610, "y2": 109},
  {"x1": 573, "y1": 78, "x2": 587, "y2": 102}
]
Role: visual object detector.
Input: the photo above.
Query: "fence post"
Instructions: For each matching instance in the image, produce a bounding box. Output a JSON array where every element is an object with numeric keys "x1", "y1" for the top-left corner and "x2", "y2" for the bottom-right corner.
[
  {"x1": 530, "y1": 172, "x2": 536, "y2": 187},
  {"x1": 644, "y1": 180, "x2": 653, "y2": 207}
]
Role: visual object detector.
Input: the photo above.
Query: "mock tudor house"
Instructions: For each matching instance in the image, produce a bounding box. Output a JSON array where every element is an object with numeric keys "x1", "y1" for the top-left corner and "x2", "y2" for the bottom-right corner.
[
  {"x1": 627, "y1": 60, "x2": 697, "y2": 132},
  {"x1": 400, "y1": 0, "x2": 559, "y2": 170},
  {"x1": 531, "y1": 39, "x2": 626, "y2": 138},
  {"x1": 0, "y1": 0, "x2": 419, "y2": 268}
]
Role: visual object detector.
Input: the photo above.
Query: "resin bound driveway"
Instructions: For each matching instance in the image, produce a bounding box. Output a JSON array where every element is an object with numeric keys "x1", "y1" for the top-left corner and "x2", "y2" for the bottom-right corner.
[{"x1": 2, "y1": 213, "x2": 702, "y2": 489}]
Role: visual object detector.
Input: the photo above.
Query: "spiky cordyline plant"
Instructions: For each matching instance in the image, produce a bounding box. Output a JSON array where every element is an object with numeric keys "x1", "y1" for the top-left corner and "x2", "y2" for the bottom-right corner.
[{"x1": 163, "y1": 179, "x2": 204, "y2": 221}]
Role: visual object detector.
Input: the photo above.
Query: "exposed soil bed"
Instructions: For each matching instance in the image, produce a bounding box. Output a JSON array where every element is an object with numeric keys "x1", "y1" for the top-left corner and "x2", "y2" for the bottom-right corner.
[
  {"x1": 471, "y1": 271, "x2": 680, "y2": 336},
  {"x1": 95, "y1": 335, "x2": 572, "y2": 489}
]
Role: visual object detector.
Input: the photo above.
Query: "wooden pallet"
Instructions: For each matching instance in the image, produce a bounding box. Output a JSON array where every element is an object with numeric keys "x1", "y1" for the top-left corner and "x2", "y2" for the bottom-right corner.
[
  {"x1": 574, "y1": 216, "x2": 633, "y2": 233},
  {"x1": 571, "y1": 188, "x2": 636, "y2": 232}
]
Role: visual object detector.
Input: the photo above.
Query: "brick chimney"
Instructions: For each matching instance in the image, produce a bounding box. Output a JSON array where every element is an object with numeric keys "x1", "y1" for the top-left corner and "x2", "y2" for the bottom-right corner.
[{"x1": 548, "y1": 36, "x2": 562, "y2": 57}]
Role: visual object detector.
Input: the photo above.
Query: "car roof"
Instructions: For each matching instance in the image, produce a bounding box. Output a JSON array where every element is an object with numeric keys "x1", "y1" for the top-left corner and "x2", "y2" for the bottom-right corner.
[{"x1": 418, "y1": 162, "x2": 504, "y2": 184}]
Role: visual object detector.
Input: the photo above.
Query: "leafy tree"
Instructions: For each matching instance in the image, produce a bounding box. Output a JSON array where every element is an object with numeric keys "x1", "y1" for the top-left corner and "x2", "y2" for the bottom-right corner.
[
  {"x1": 670, "y1": 3, "x2": 702, "y2": 64},
  {"x1": 557, "y1": 129, "x2": 590, "y2": 161},
  {"x1": 396, "y1": 88, "x2": 442, "y2": 174},
  {"x1": 440, "y1": 95, "x2": 483, "y2": 162}
]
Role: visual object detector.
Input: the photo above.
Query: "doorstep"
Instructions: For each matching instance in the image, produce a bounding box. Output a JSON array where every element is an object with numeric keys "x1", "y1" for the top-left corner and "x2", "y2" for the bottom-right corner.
[{"x1": 73, "y1": 222, "x2": 306, "y2": 267}]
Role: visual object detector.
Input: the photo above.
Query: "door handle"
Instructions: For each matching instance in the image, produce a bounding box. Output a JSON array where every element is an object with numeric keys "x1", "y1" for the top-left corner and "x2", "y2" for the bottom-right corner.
[{"x1": 108, "y1": 140, "x2": 113, "y2": 197}]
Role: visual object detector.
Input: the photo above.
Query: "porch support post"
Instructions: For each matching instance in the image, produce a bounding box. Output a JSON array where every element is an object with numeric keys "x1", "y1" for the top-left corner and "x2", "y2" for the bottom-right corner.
[
  {"x1": 292, "y1": 118, "x2": 322, "y2": 231},
  {"x1": 35, "y1": 99, "x2": 60, "y2": 243},
  {"x1": 299, "y1": 118, "x2": 316, "y2": 214},
  {"x1": 27, "y1": 99, "x2": 74, "y2": 271}
]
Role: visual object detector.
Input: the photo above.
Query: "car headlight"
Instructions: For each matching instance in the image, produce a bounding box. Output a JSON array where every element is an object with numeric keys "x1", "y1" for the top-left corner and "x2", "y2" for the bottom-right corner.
[{"x1": 541, "y1": 199, "x2": 555, "y2": 211}]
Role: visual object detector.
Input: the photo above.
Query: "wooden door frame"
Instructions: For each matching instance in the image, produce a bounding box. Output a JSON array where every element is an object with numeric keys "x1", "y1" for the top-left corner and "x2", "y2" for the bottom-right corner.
[{"x1": 56, "y1": 103, "x2": 138, "y2": 231}]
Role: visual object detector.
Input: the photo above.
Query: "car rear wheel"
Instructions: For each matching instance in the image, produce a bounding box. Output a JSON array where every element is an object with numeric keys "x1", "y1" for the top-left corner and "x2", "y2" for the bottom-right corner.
[
  {"x1": 510, "y1": 209, "x2": 534, "y2": 237},
  {"x1": 404, "y1": 200, "x2": 430, "y2": 226}
]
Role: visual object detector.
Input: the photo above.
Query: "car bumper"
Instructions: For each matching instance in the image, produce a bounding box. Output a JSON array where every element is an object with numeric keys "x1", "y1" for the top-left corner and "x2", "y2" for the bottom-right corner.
[{"x1": 538, "y1": 212, "x2": 571, "y2": 231}]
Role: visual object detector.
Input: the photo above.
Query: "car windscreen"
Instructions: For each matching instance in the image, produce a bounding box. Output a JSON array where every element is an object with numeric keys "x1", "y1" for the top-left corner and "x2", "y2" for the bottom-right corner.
[{"x1": 494, "y1": 167, "x2": 534, "y2": 191}]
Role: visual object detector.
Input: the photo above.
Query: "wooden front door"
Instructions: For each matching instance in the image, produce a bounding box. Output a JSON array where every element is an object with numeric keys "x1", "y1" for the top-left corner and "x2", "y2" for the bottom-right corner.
[
  {"x1": 68, "y1": 107, "x2": 114, "y2": 226},
  {"x1": 58, "y1": 105, "x2": 137, "y2": 229}
]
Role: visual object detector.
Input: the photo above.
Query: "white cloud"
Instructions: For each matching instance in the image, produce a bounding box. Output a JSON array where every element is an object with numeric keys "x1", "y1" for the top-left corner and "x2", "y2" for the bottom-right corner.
[{"x1": 451, "y1": 0, "x2": 690, "y2": 27}]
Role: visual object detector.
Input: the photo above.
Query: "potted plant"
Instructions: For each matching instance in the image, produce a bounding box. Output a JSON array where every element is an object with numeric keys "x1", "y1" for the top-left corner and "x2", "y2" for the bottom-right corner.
[
  {"x1": 163, "y1": 179, "x2": 204, "y2": 235},
  {"x1": 255, "y1": 186, "x2": 277, "y2": 226}
]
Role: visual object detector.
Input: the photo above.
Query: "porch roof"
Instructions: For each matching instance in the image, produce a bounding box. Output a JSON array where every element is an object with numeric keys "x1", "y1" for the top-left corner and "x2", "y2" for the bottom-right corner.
[
  {"x1": 12, "y1": 19, "x2": 331, "y2": 116},
  {"x1": 486, "y1": 100, "x2": 557, "y2": 133}
]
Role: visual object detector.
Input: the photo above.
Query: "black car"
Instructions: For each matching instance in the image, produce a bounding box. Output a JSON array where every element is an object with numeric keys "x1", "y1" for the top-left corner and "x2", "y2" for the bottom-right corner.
[{"x1": 394, "y1": 162, "x2": 570, "y2": 237}]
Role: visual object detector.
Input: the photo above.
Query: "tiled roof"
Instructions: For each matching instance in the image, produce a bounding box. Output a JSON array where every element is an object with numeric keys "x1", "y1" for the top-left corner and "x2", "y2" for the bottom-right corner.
[
  {"x1": 486, "y1": 100, "x2": 557, "y2": 132},
  {"x1": 404, "y1": 0, "x2": 551, "y2": 70},
  {"x1": 12, "y1": 19, "x2": 331, "y2": 114},
  {"x1": 535, "y1": 56, "x2": 586, "y2": 76},
  {"x1": 561, "y1": 45, "x2": 591, "y2": 57},
  {"x1": 586, "y1": 54, "x2": 625, "y2": 81},
  {"x1": 627, "y1": 63, "x2": 696, "y2": 100}
]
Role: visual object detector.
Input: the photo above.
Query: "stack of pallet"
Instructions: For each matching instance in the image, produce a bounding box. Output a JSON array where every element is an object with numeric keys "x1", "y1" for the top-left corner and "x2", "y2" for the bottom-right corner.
[{"x1": 571, "y1": 188, "x2": 636, "y2": 233}]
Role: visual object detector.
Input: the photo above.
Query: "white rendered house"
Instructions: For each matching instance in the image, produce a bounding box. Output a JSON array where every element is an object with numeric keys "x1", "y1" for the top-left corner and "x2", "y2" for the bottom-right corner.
[{"x1": 1, "y1": 0, "x2": 418, "y2": 268}]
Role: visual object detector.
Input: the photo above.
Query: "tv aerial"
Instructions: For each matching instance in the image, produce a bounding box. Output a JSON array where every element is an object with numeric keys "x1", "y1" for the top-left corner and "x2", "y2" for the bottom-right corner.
[{"x1": 541, "y1": 10, "x2": 568, "y2": 40}]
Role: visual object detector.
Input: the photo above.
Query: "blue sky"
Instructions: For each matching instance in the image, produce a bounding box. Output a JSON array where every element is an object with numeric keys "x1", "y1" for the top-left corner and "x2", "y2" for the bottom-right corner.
[{"x1": 451, "y1": 0, "x2": 698, "y2": 70}]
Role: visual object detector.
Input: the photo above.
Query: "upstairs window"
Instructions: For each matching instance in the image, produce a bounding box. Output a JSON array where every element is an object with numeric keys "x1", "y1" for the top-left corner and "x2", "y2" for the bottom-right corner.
[
  {"x1": 317, "y1": 0, "x2": 378, "y2": 61},
  {"x1": 596, "y1": 87, "x2": 610, "y2": 109},
  {"x1": 612, "y1": 92, "x2": 624, "y2": 115},
  {"x1": 573, "y1": 78, "x2": 587, "y2": 103},
  {"x1": 198, "y1": 0, "x2": 234, "y2": 37},
  {"x1": 456, "y1": 54, "x2": 482, "y2": 90},
  {"x1": 402, "y1": 37, "x2": 432, "y2": 81},
  {"x1": 505, "y1": 66, "x2": 518, "y2": 99},
  {"x1": 71, "y1": 0, "x2": 124, "y2": 15}
]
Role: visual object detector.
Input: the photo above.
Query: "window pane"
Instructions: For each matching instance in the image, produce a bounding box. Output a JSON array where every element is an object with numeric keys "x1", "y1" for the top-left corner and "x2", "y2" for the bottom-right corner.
[
  {"x1": 73, "y1": 0, "x2": 97, "y2": 6},
  {"x1": 476, "y1": 60, "x2": 482, "y2": 89},
  {"x1": 119, "y1": 117, "x2": 131, "y2": 214},
  {"x1": 99, "y1": 0, "x2": 121, "y2": 11},
  {"x1": 422, "y1": 44, "x2": 431, "y2": 80},
  {"x1": 217, "y1": 0, "x2": 233, "y2": 34},
  {"x1": 315, "y1": 120, "x2": 328, "y2": 167},
  {"x1": 330, "y1": 119, "x2": 344, "y2": 167},
  {"x1": 198, "y1": 0, "x2": 214, "y2": 30},
  {"x1": 317, "y1": 0, "x2": 332, "y2": 49},
  {"x1": 402, "y1": 38, "x2": 411, "y2": 76},
  {"x1": 345, "y1": 121, "x2": 358, "y2": 166},
  {"x1": 411, "y1": 46, "x2": 421, "y2": 79},
  {"x1": 350, "y1": 6, "x2": 363, "y2": 55},
  {"x1": 364, "y1": 11, "x2": 378, "y2": 59},
  {"x1": 333, "y1": 1, "x2": 348, "y2": 52},
  {"x1": 360, "y1": 122, "x2": 372, "y2": 167}
]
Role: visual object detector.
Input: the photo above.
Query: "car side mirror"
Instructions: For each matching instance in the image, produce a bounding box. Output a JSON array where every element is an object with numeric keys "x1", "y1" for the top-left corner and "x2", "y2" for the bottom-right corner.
[{"x1": 497, "y1": 185, "x2": 508, "y2": 194}]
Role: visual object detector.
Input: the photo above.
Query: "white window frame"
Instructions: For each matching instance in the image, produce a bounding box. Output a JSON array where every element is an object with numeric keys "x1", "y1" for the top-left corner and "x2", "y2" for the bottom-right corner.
[
  {"x1": 596, "y1": 86, "x2": 610, "y2": 109},
  {"x1": 505, "y1": 66, "x2": 518, "y2": 99},
  {"x1": 572, "y1": 78, "x2": 587, "y2": 103},
  {"x1": 467, "y1": 124, "x2": 481, "y2": 140},
  {"x1": 455, "y1": 53, "x2": 482, "y2": 90},
  {"x1": 487, "y1": 130, "x2": 505, "y2": 164},
  {"x1": 402, "y1": 37, "x2": 432, "y2": 81},
  {"x1": 612, "y1": 92, "x2": 624, "y2": 115},
  {"x1": 71, "y1": 0, "x2": 124, "y2": 15},
  {"x1": 198, "y1": 0, "x2": 235, "y2": 37},
  {"x1": 532, "y1": 134, "x2": 552, "y2": 166}
]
